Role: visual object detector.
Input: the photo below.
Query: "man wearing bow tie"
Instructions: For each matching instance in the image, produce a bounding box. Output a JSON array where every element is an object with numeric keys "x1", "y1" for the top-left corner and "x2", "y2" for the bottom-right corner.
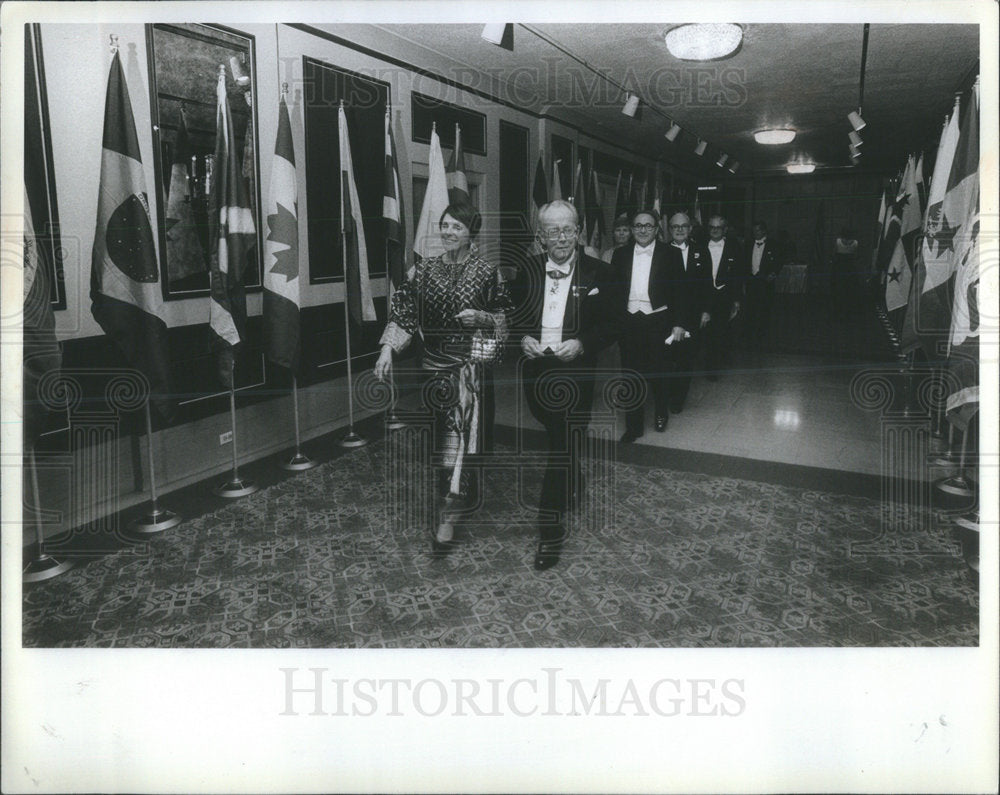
[
  {"x1": 743, "y1": 221, "x2": 782, "y2": 349},
  {"x1": 704, "y1": 215, "x2": 743, "y2": 379},
  {"x1": 511, "y1": 200, "x2": 622, "y2": 571},
  {"x1": 612, "y1": 210, "x2": 710, "y2": 442}
]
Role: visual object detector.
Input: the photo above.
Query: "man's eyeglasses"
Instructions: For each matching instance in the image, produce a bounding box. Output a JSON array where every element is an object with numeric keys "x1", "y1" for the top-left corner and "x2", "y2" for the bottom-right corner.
[
  {"x1": 669, "y1": 224, "x2": 691, "y2": 231},
  {"x1": 542, "y1": 227, "x2": 578, "y2": 240},
  {"x1": 632, "y1": 223, "x2": 657, "y2": 232},
  {"x1": 708, "y1": 225, "x2": 725, "y2": 230}
]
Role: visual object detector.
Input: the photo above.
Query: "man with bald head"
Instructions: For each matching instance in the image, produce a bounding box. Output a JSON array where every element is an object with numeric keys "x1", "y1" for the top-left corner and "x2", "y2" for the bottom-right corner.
[
  {"x1": 703, "y1": 214, "x2": 743, "y2": 378},
  {"x1": 510, "y1": 200, "x2": 622, "y2": 570},
  {"x1": 611, "y1": 209, "x2": 711, "y2": 442}
]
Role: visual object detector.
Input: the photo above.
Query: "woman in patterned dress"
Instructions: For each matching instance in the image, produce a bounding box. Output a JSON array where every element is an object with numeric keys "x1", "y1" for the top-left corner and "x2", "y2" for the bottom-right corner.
[{"x1": 374, "y1": 203, "x2": 511, "y2": 553}]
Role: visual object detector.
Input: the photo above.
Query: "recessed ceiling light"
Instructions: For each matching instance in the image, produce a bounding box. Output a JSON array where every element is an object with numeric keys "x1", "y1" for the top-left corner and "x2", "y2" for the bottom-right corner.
[
  {"x1": 665, "y1": 24, "x2": 742, "y2": 61},
  {"x1": 754, "y1": 129, "x2": 796, "y2": 145},
  {"x1": 786, "y1": 163, "x2": 816, "y2": 174}
]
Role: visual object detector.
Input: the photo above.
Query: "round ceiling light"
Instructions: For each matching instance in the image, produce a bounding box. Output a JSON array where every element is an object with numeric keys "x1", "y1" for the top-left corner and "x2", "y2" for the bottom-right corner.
[
  {"x1": 754, "y1": 129, "x2": 796, "y2": 145},
  {"x1": 665, "y1": 24, "x2": 743, "y2": 61},
  {"x1": 786, "y1": 163, "x2": 816, "y2": 174}
]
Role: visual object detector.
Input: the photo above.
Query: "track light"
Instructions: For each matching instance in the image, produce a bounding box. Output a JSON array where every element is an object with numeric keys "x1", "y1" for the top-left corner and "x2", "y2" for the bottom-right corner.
[
  {"x1": 481, "y1": 24, "x2": 513, "y2": 50},
  {"x1": 716, "y1": 153, "x2": 728, "y2": 168},
  {"x1": 848, "y1": 110, "x2": 866, "y2": 131},
  {"x1": 848, "y1": 130, "x2": 863, "y2": 147},
  {"x1": 622, "y1": 93, "x2": 640, "y2": 117},
  {"x1": 664, "y1": 122, "x2": 681, "y2": 142},
  {"x1": 728, "y1": 160, "x2": 740, "y2": 173},
  {"x1": 694, "y1": 139, "x2": 707, "y2": 156}
]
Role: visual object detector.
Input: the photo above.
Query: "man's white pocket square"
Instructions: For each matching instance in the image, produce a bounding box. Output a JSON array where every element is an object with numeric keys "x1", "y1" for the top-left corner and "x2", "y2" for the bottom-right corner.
[{"x1": 587, "y1": 287, "x2": 600, "y2": 296}]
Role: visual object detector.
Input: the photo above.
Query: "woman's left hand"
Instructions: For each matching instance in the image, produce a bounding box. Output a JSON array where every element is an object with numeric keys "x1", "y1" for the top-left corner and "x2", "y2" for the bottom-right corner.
[{"x1": 454, "y1": 308, "x2": 487, "y2": 328}]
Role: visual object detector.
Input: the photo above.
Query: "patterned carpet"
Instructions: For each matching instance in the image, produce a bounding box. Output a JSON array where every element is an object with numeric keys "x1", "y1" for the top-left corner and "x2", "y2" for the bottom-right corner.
[{"x1": 23, "y1": 430, "x2": 978, "y2": 648}]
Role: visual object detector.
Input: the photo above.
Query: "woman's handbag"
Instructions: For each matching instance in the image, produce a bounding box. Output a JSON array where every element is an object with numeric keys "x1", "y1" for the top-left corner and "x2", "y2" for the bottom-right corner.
[{"x1": 469, "y1": 326, "x2": 503, "y2": 365}]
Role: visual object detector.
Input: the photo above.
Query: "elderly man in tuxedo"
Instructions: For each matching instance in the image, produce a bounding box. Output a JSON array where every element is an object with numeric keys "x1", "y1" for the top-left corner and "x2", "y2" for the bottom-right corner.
[
  {"x1": 743, "y1": 220, "x2": 783, "y2": 349},
  {"x1": 612, "y1": 210, "x2": 710, "y2": 442},
  {"x1": 703, "y1": 214, "x2": 743, "y2": 379},
  {"x1": 511, "y1": 200, "x2": 621, "y2": 571}
]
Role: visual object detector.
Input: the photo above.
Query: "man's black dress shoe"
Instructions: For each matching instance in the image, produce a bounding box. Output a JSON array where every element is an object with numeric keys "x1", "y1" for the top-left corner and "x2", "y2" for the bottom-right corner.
[
  {"x1": 654, "y1": 416, "x2": 668, "y2": 432},
  {"x1": 620, "y1": 431, "x2": 640, "y2": 444},
  {"x1": 534, "y1": 541, "x2": 562, "y2": 571},
  {"x1": 669, "y1": 403, "x2": 684, "y2": 415},
  {"x1": 431, "y1": 538, "x2": 455, "y2": 555}
]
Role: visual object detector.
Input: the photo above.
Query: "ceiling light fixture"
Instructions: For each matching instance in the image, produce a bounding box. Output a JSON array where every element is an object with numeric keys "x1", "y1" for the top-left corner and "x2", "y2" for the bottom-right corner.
[
  {"x1": 754, "y1": 129, "x2": 796, "y2": 145},
  {"x1": 786, "y1": 163, "x2": 816, "y2": 174},
  {"x1": 848, "y1": 130, "x2": 863, "y2": 147},
  {"x1": 848, "y1": 110, "x2": 866, "y2": 131},
  {"x1": 481, "y1": 24, "x2": 513, "y2": 50},
  {"x1": 694, "y1": 139, "x2": 707, "y2": 156},
  {"x1": 622, "y1": 93, "x2": 640, "y2": 117},
  {"x1": 664, "y1": 122, "x2": 681, "y2": 142},
  {"x1": 665, "y1": 24, "x2": 743, "y2": 61},
  {"x1": 716, "y1": 153, "x2": 729, "y2": 168},
  {"x1": 728, "y1": 160, "x2": 740, "y2": 173}
]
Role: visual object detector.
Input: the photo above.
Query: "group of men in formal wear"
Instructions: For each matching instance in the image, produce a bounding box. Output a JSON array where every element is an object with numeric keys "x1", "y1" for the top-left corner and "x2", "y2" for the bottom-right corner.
[{"x1": 511, "y1": 200, "x2": 784, "y2": 569}]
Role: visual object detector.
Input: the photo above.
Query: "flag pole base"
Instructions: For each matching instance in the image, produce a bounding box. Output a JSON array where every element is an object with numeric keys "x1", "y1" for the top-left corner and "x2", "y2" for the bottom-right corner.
[
  {"x1": 953, "y1": 510, "x2": 979, "y2": 533},
  {"x1": 214, "y1": 476, "x2": 259, "y2": 498},
  {"x1": 927, "y1": 451, "x2": 962, "y2": 467},
  {"x1": 385, "y1": 411, "x2": 407, "y2": 430},
  {"x1": 934, "y1": 475, "x2": 975, "y2": 498},
  {"x1": 23, "y1": 553, "x2": 75, "y2": 583},
  {"x1": 339, "y1": 430, "x2": 368, "y2": 448},
  {"x1": 280, "y1": 452, "x2": 318, "y2": 471},
  {"x1": 130, "y1": 505, "x2": 183, "y2": 534}
]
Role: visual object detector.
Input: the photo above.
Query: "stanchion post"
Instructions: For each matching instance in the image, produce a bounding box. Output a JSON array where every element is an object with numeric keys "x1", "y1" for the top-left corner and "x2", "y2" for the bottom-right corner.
[
  {"x1": 23, "y1": 448, "x2": 75, "y2": 582},
  {"x1": 281, "y1": 375, "x2": 318, "y2": 470},
  {"x1": 215, "y1": 366, "x2": 260, "y2": 497}
]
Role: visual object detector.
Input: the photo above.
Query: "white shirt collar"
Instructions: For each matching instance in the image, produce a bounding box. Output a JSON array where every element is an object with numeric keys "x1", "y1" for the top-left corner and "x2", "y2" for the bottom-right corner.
[
  {"x1": 634, "y1": 240, "x2": 656, "y2": 255},
  {"x1": 671, "y1": 241, "x2": 688, "y2": 249},
  {"x1": 545, "y1": 250, "x2": 576, "y2": 274},
  {"x1": 708, "y1": 238, "x2": 725, "y2": 246}
]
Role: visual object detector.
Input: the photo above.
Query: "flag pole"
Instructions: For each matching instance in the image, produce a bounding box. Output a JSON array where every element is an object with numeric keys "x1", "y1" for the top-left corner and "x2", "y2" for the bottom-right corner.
[
  {"x1": 131, "y1": 400, "x2": 183, "y2": 532},
  {"x1": 281, "y1": 374, "x2": 317, "y2": 470},
  {"x1": 215, "y1": 364, "x2": 259, "y2": 496},
  {"x1": 384, "y1": 107, "x2": 406, "y2": 431},
  {"x1": 339, "y1": 101, "x2": 367, "y2": 449},
  {"x1": 23, "y1": 447, "x2": 75, "y2": 582}
]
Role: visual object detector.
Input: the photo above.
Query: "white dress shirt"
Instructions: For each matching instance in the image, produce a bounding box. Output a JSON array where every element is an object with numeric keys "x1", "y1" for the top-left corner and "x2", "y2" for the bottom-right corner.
[
  {"x1": 540, "y1": 256, "x2": 575, "y2": 348},
  {"x1": 708, "y1": 239, "x2": 726, "y2": 288},
  {"x1": 627, "y1": 241, "x2": 665, "y2": 314},
  {"x1": 752, "y1": 238, "x2": 766, "y2": 275}
]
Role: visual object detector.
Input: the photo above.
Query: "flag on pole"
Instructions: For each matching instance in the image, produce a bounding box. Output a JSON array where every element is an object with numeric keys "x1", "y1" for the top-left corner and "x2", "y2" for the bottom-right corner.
[
  {"x1": 946, "y1": 202, "x2": 980, "y2": 430},
  {"x1": 613, "y1": 170, "x2": 626, "y2": 220},
  {"x1": 638, "y1": 174, "x2": 648, "y2": 212},
  {"x1": 692, "y1": 189, "x2": 702, "y2": 227},
  {"x1": 572, "y1": 158, "x2": 587, "y2": 244},
  {"x1": 208, "y1": 67, "x2": 256, "y2": 390},
  {"x1": 550, "y1": 158, "x2": 563, "y2": 201},
  {"x1": 652, "y1": 168, "x2": 662, "y2": 216},
  {"x1": 338, "y1": 105, "x2": 377, "y2": 325},
  {"x1": 90, "y1": 47, "x2": 175, "y2": 419},
  {"x1": 884, "y1": 156, "x2": 922, "y2": 312},
  {"x1": 263, "y1": 94, "x2": 300, "y2": 371},
  {"x1": 900, "y1": 93, "x2": 971, "y2": 357},
  {"x1": 23, "y1": 185, "x2": 62, "y2": 446},
  {"x1": 165, "y1": 109, "x2": 206, "y2": 282},
  {"x1": 914, "y1": 152, "x2": 927, "y2": 214},
  {"x1": 587, "y1": 167, "x2": 604, "y2": 250},
  {"x1": 445, "y1": 123, "x2": 469, "y2": 205},
  {"x1": 529, "y1": 151, "x2": 548, "y2": 254},
  {"x1": 414, "y1": 123, "x2": 450, "y2": 261},
  {"x1": 870, "y1": 188, "x2": 887, "y2": 275},
  {"x1": 383, "y1": 108, "x2": 406, "y2": 288}
]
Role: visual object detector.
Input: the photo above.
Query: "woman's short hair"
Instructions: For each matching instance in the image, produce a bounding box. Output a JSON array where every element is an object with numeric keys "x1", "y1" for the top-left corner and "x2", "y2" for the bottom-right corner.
[
  {"x1": 440, "y1": 202, "x2": 481, "y2": 237},
  {"x1": 613, "y1": 214, "x2": 632, "y2": 230}
]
